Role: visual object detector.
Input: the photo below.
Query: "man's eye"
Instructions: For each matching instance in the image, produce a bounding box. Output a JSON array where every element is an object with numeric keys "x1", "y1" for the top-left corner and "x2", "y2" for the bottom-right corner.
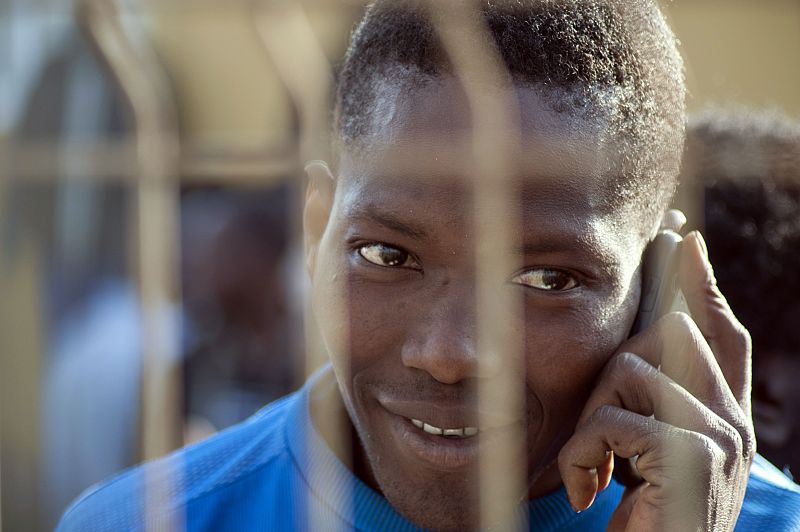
[
  {"x1": 512, "y1": 268, "x2": 578, "y2": 291},
  {"x1": 358, "y1": 243, "x2": 419, "y2": 269}
]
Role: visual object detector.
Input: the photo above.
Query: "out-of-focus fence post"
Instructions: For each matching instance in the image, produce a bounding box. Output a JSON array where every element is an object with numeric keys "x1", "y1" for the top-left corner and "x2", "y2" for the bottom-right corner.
[
  {"x1": 0, "y1": 209, "x2": 45, "y2": 531},
  {"x1": 428, "y1": 2, "x2": 527, "y2": 528},
  {"x1": 78, "y1": 1, "x2": 183, "y2": 530}
]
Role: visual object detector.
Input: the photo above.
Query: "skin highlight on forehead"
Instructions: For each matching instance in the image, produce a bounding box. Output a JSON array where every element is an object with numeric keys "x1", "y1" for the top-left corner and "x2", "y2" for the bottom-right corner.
[{"x1": 337, "y1": 76, "x2": 647, "y2": 242}]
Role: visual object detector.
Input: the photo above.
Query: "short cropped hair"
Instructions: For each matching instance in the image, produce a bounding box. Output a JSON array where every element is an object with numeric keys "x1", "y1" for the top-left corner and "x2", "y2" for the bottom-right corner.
[
  {"x1": 334, "y1": 0, "x2": 686, "y2": 225},
  {"x1": 681, "y1": 111, "x2": 800, "y2": 355}
]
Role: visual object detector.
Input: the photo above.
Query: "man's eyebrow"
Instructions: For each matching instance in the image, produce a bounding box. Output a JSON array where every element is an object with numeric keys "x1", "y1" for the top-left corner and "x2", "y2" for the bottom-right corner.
[
  {"x1": 347, "y1": 207, "x2": 429, "y2": 240},
  {"x1": 514, "y1": 237, "x2": 620, "y2": 273}
]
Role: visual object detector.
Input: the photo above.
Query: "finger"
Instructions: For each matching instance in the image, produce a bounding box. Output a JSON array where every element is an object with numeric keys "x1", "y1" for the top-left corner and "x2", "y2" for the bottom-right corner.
[
  {"x1": 573, "y1": 351, "x2": 747, "y2": 502},
  {"x1": 617, "y1": 313, "x2": 742, "y2": 426},
  {"x1": 679, "y1": 230, "x2": 752, "y2": 413},
  {"x1": 615, "y1": 317, "x2": 755, "y2": 463},
  {"x1": 660, "y1": 208, "x2": 687, "y2": 233},
  {"x1": 598, "y1": 451, "x2": 614, "y2": 493},
  {"x1": 559, "y1": 406, "x2": 723, "y2": 520},
  {"x1": 577, "y1": 352, "x2": 738, "y2": 445}
]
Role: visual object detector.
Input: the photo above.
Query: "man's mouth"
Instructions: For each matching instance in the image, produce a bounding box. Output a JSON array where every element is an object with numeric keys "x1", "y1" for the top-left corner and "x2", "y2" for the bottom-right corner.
[
  {"x1": 377, "y1": 399, "x2": 522, "y2": 471},
  {"x1": 408, "y1": 417, "x2": 479, "y2": 438}
]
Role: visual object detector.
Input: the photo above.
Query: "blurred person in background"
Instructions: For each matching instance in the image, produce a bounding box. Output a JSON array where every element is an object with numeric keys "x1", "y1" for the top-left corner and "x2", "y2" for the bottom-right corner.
[
  {"x1": 181, "y1": 185, "x2": 300, "y2": 442},
  {"x1": 681, "y1": 110, "x2": 800, "y2": 479}
]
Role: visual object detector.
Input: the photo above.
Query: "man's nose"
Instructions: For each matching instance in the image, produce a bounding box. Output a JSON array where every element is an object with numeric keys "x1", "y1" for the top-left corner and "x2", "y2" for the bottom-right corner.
[{"x1": 400, "y1": 289, "x2": 501, "y2": 384}]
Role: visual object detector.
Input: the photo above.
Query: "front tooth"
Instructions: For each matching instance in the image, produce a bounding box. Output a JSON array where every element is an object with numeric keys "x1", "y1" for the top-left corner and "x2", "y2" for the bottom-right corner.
[
  {"x1": 443, "y1": 428, "x2": 464, "y2": 437},
  {"x1": 423, "y1": 423, "x2": 443, "y2": 435},
  {"x1": 411, "y1": 418, "x2": 424, "y2": 429},
  {"x1": 463, "y1": 427, "x2": 478, "y2": 436}
]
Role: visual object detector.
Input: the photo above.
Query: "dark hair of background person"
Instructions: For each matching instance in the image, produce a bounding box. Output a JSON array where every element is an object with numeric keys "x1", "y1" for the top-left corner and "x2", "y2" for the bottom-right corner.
[
  {"x1": 334, "y1": 0, "x2": 685, "y2": 227},
  {"x1": 680, "y1": 109, "x2": 800, "y2": 477}
]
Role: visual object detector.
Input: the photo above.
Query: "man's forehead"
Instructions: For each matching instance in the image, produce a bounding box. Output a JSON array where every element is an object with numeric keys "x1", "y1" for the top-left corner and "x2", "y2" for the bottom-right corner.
[
  {"x1": 341, "y1": 75, "x2": 619, "y2": 193},
  {"x1": 337, "y1": 169, "x2": 610, "y2": 228},
  {"x1": 372, "y1": 75, "x2": 607, "y2": 134}
]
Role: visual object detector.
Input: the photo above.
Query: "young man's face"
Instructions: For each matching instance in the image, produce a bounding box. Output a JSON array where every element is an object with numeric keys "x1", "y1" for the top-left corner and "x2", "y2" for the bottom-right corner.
[{"x1": 308, "y1": 76, "x2": 649, "y2": 529}]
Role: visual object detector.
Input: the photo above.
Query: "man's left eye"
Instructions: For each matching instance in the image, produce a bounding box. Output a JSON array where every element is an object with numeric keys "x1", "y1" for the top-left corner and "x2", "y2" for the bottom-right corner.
[
  {"x1": 357, "y1": 243, "x2": 420, "y2": 269},
  {"x1": 511, "y1": 268, "x2": 579, "y2": 291}
]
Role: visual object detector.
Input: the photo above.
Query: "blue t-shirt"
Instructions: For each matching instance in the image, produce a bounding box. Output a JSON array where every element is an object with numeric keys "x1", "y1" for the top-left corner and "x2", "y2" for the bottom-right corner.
[{"x1": 58, "y1": 366, "x2": 800, "y2": 531}]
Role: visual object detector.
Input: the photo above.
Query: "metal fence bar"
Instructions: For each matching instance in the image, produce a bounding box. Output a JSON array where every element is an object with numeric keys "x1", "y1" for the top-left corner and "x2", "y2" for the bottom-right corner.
[
  {"x1": 427, "y1": 2, "x2": 527, "y2": 528},
  {"x1": 77, "y1": 1, "x2": 183, "y2": 531},
  {"x1": 3, "y1": 139, "x2": 298, "y2": 185},
  {"x1": 253, "y1": 2, "x2": 353, "y2": 529}
]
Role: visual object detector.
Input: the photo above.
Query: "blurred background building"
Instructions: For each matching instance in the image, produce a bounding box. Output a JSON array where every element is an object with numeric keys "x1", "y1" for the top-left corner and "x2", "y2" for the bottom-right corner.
[{"x1": 1, "y1": 0, "x2": 799, "y2": 530}]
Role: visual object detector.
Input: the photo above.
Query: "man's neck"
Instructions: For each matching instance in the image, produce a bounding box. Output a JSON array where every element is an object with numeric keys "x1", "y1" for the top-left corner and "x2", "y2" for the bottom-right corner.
[{"x1": 308, "y1": 369, "x2": 382, "y2": 494}]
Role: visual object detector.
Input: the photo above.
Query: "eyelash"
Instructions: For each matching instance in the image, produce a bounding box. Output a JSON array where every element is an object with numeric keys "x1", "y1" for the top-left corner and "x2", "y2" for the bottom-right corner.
[
  {"x1": 510, "y1": 267, "x2": 580, "y2": 292},
  {"x1": 355, "y1": 241, "x2": 580, "y2": 292},
  {"x1": 355, "y1": 242, "x2": 421, "y2": 270}
]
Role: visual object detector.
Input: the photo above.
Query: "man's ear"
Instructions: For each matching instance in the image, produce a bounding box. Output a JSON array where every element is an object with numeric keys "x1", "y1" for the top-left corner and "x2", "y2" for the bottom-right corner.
[{"x1": 304, "y1": 160, "x2": 336, "y2": 277}]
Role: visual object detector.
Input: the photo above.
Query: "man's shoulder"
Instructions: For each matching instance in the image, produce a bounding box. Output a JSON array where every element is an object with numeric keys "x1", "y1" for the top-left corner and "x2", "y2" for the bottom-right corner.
[
  {"x1": 57, "y1": 391, "x2": 302, "y2": 532},
  {"x1": 736, "y1": 454, "x2": 800, "y2": 531}
]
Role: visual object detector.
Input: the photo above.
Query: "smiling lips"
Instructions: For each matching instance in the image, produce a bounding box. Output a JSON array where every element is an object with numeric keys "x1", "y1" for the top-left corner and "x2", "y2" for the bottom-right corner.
[
  {"x1": 409, "y1": 418, "x2": 479, "y2": 438},
  {"x1": 379, "y1": 398, "x2": 523, "y2": 470}
]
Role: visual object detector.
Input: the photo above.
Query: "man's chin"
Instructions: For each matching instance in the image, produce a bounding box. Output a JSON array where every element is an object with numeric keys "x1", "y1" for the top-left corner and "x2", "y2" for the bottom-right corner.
[{"x1": 379, "y1": 476, "x2": 481, "y2": 532}]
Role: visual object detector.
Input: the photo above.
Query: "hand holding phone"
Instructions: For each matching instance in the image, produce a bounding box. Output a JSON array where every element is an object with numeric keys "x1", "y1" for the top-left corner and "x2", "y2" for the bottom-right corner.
[{"x1": 558, "y1": 231, "x2": 755, "y2": 530}]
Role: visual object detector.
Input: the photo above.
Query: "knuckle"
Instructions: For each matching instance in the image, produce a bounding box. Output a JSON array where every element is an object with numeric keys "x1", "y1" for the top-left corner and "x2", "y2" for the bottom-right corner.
[
  {"x1": 586, "y1": 404, "x2": 627, "y2": 432},
  {"x1": 662, "y1": 310, "x2": 695, "y2": 335},
  {"x1": 589, "y1": 404, "x2": 618, "y2": 424},
  {"x1": 615, "y1": 351, "x2": 655, "y2": 377},
  {"x1": 601, "y1": 351, "x2": 639, "y2": 382},
  {"x1": 734, "y1": 322, "x2": 752, "y2": 355},
  {"x1": 615, "y1": 351, "x2": 643, "y2": 372},
  {"x1": 597, "y1": 355, "x2": 656, "y2": 416},
  {"x1": 695, "y1": 433, "x2": 723, "y2": 465},
  {"x1": 661, "y1": 311, "x2": 703, "y2": 353},
  {"x1": 720, "y1": 421, "x2": 744, "y2": 455},
  {"x1": 740, "y1": 424, "x2": 757, "y2": 461}
]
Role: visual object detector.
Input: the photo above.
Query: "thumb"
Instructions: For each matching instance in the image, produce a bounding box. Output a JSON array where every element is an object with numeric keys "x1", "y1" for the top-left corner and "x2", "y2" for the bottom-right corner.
[{"x1": 678, "y1": 231, "x2": 752, "y2": 412}]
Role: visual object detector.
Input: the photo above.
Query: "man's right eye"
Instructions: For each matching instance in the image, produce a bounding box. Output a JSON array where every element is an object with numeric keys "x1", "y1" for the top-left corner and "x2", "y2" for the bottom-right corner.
[{"x1": 357, "y1": 243, "x2": 419, "y2": 269}]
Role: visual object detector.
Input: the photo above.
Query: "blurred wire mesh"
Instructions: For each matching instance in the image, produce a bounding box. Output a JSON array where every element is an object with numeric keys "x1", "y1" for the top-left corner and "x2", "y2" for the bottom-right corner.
[{"x1": 1, "y1": 0, "x2": 799, "y2": 531}]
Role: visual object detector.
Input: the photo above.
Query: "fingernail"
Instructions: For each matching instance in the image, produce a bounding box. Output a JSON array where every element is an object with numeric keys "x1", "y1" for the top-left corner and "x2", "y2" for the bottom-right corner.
[{"x1": 570, "y1": 494, "x2": 594, "y2": 513}]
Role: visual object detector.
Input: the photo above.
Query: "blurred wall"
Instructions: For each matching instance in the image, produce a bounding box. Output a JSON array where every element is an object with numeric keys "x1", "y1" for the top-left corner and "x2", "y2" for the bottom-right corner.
[
  {"x1": 142, "y1": 1, "x2": 361, "y2": 157},
  {"x1": 666, "y1": 0, "x2": 800, "y2": 119},
  {"x1": 134, "y1": 0, "x2": 800, "y2": 154}
]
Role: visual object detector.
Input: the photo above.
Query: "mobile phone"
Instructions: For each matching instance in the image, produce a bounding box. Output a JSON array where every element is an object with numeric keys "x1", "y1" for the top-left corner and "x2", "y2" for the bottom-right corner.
[
  {"x1": 629, "y1": 229, "x2": 689, "y2": 337},
  {"x1": 613, "y1": 229, "x2": 689, "y2": 488}
]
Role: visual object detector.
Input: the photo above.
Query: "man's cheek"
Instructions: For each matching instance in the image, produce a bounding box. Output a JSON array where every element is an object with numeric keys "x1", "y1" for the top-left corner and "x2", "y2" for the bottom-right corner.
[
  {"x1": 523, "y1": 336, "x2": 602, "y2": 418},
  {"x1": 521, "y1": 303, "x2": 631, "y2": 409},
  {"x1": 345, "y1": 271, "x2": 423, "y2": 350}
]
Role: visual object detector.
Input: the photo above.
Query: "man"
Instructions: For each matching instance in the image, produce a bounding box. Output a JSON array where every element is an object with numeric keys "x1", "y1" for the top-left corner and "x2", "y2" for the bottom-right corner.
[
  {"x1": 59, "y1": 1, "x2": 800, "y2": 530},
  {"x1": 680, "y1": 111, "x2": 800, "y2": 479}
]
